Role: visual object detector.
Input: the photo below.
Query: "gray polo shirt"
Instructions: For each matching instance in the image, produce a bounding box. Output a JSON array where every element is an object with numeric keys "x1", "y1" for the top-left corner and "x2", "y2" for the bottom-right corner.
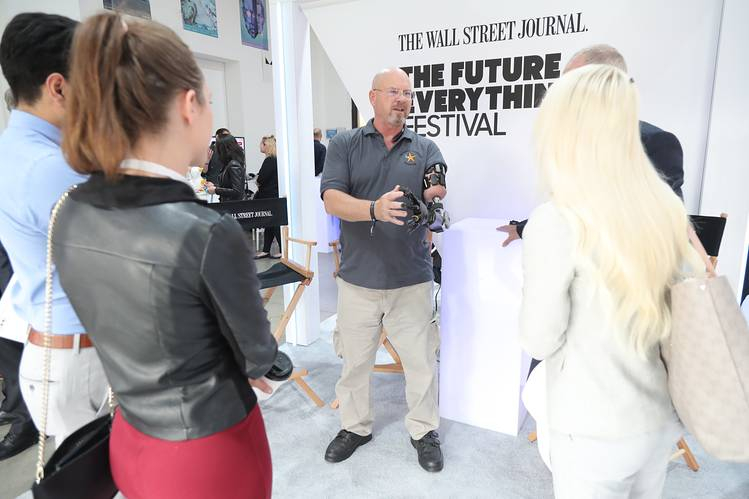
[{"x1": 321, "y1": 119, "x2": 445, "y2": 290}]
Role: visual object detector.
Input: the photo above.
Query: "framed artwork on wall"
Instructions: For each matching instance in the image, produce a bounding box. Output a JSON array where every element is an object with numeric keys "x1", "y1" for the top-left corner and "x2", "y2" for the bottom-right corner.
[
  {"x1": 181, "y1": 0, "x2": 218, "y2": 38},
  {"x1": 102, "y1": 0, "x2": 152, "y2": 19},
  {"x1": 240, "y1": 0, "x2": 269, "y2": 50}
]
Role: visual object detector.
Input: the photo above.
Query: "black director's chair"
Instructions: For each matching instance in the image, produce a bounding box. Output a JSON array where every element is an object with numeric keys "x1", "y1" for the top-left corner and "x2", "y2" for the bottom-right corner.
[
  {"x1": 211, "y1": 198, "x2": 324, "y2": 407},
  {"x1": 690, "y1": 213, "x2": 728, "y2": 269},
  {"x1": 256, "y1": 227, "x2": 323, "y2": 407}
]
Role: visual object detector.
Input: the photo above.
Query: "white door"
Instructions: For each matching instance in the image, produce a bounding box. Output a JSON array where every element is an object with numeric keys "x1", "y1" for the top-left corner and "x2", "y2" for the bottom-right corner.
[{"x1": 196, "y1": 57, "x2": 228, "y2": 137}]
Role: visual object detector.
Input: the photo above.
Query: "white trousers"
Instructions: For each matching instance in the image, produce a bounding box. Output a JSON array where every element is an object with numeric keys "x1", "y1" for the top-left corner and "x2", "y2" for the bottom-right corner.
[
  {"x1": 19, "y1": 340, "x2": 108, "y2": 445},
  {"x1": 550, "y1": 420, "x2": 683, "y2": 499}
]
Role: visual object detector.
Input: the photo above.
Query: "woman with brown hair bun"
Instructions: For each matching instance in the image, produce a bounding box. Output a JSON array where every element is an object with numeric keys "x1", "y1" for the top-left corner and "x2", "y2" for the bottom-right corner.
[{"x1": 53, "y1": 12, "x2": 277, "y2": 499}]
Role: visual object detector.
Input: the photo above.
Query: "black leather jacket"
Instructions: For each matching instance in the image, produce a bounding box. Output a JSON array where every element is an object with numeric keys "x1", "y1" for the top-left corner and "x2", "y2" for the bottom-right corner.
[
  {"x1": 216, "y1": 159, "x2": 245, "y2": 202},
  {"x1": 53, "y1": 174, "x2": 277, "y2": 440}
]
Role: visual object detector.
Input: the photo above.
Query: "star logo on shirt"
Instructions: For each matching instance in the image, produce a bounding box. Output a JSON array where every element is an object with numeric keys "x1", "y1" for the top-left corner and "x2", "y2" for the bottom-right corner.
[{"x1": 405, "y1": 152, "x2": 416, "y2": 164}]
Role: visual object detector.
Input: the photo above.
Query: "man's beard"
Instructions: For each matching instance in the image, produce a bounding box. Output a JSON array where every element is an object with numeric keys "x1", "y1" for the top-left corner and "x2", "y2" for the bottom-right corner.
[{"x1": 386, "y1": 110, "x2": 407, "y2": 127}]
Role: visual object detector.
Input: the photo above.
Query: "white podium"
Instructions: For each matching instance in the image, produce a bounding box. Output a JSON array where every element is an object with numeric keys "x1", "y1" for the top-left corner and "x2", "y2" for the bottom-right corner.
[{"x1": 439, "y1": 217, "x2": 530, "y2": 436}]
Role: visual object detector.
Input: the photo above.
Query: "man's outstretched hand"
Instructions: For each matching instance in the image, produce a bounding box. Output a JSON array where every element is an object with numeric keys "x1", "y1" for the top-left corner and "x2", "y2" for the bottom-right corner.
[{"x1": 496, "y1": 224, "x2": 520, "y2": 247}]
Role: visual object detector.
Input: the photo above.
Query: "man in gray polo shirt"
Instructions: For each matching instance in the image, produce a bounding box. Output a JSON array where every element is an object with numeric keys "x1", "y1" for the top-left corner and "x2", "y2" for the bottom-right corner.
[{"x1": 321, "y1": 67, "x2": 447, "y2": 472}]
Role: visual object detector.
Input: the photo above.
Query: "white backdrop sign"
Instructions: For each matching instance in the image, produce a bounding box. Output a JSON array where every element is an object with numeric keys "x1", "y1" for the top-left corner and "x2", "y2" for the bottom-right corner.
[
  {"x1": 302, "y1": 0, "x2": 725, "y2": 434},
  {"x1": 302, "y1": 0, "x2": 723, "y2": 221}
]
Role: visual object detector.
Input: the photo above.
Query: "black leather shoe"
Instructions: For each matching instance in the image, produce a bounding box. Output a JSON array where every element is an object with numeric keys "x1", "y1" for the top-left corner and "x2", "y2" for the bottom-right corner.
[
  {"x1": 324, "y1": 429, "x2": 372, "y2": 463},
  {"x1": 0, "y1": 425, "x2": 39, "y2": 461},
  {"x1": 411, "y1": 430, "x2": 444, "y2": 472},
  {"x1": 0, "y1": 411, "x2": 13, "y2": 426}
]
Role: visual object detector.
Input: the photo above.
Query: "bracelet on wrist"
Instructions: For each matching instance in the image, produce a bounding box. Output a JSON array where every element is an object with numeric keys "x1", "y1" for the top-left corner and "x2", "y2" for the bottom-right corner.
[{"x1": 370, "y1": 200, "x2": 377, "y2": 236}]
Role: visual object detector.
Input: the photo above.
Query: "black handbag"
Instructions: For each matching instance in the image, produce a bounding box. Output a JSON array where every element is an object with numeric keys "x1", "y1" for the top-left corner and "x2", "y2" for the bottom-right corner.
[
  {"x1": 32, "y1": 415, "x2": 117, "y2": 499},
  {"x1": 31, "y1": 189, "x2": 118, "y2": 499}
]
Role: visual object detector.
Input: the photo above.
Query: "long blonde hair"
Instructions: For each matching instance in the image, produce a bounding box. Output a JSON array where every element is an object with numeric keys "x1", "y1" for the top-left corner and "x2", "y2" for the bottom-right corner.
[{"x1": 534, "y1": 64, "x2": 702, "y2": 356}]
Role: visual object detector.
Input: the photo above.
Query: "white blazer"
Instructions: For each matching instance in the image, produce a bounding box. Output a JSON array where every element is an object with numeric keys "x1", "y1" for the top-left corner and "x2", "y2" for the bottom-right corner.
[{"x1": 519, "y1": 202, "x2": 677, "y2": 439}]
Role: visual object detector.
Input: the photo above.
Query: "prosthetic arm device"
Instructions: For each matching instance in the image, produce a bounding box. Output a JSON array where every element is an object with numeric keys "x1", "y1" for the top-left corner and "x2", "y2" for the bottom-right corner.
[
  {"x1": 424, "y1": 162, "x2": 450, "y2": 232},
  {"x1": 402, "y1": 162, "x2": 451, "y2": 233}
]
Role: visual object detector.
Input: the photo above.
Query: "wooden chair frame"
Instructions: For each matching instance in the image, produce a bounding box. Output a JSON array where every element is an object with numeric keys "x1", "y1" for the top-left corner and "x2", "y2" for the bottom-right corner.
[{"x1": 261, "y1": 226, "x2": 324, "y2": 407}]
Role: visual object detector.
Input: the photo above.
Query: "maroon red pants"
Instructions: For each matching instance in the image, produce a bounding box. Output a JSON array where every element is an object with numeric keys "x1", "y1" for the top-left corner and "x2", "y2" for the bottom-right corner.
[{"x1": 110, "y1": 405, "x2": 272, "y2": 499}]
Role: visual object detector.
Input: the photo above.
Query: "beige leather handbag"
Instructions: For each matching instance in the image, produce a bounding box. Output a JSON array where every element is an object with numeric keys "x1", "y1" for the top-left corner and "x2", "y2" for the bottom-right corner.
[{"x1": 661, "y1": 230, "x2": 749, "y2": 462}]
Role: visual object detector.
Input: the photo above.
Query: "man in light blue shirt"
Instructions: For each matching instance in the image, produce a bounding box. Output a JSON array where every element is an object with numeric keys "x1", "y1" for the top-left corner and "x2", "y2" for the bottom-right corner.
[
  {"x1": 0, "y1": 108, "x2": 87, "y2": 333},
  {"x1": 0, "y1": 13, "x2": 107, "y2": 456}
]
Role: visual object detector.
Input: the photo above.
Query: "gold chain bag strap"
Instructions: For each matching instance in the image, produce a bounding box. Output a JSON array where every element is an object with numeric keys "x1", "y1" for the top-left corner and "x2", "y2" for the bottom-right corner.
[
  {"x1": 661, "y1": 228, "x2": 749, "y2": 462},
  {"x1": 31, "y1": 187, "x2": 118, "y2": 499}
]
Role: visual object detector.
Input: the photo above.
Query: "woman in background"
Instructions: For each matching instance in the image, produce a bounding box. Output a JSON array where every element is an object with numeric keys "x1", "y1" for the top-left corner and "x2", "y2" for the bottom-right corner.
[
  {"x1": 519, "y1": 65, "x2": 703, "y2": 499},
  {"x1": 206, "y1": 133, "x2": 246, "y2": 202},
  {"x1": 54, "y1": 13, "x2": 277, "y2": 499},
  {"x1": 203, "y1": 127, "x2": 231, "y2": 185},
  {"x1": 254, "y1": 134, "x2": 281, "y2": 259}
]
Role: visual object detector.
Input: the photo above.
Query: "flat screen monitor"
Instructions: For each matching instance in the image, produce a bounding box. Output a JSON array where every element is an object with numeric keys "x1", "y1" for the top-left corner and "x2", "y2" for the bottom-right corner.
[{"x1": 210, "y1": 135, "x2": 245, "y2": 149}]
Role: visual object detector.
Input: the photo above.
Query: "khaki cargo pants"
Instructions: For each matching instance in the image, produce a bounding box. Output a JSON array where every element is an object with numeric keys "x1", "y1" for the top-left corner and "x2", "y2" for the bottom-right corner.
[{"x1": 334, "y1": 277, "x2": 439, "y2": 440}]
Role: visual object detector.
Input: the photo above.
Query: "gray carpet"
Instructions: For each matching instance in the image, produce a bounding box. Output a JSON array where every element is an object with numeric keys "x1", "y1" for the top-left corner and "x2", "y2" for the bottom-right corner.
[
  {"x1": 261, "y1": 322, "x2": 749, "y2": 499},
  {"x1": 1, "y1": 250, "x2": 748, "y2": 497},
  {"x1": 3, "y1": 330, "x2": 748, "y2": 499}
]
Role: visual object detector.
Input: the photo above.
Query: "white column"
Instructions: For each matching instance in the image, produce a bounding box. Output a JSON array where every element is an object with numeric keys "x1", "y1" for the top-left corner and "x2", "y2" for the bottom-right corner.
[
  {"x1": 700, "y1": 0, "x2": 749, "y2": 296},
  {"x1": 269, "y1": 0, "x2": 320, "y2": 345}
]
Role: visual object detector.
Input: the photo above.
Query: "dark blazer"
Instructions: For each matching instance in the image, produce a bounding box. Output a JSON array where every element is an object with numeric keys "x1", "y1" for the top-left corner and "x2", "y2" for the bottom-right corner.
[
  {"x1": 314, "y1": 140, "x2": 327, "y2": 177},
  {"x1": 517, "y1": 121, "x2": 685, "y2": 237},
  {"x1": 215, "y1": 159, "x2": 246, "y2": 202},
  {"x1": 53, "y1": 174, "x2": 277, "y2": 440},
  {"x1": 639, "y1": 120, "x2": 684, "y2": 199},
  {"x1": 255, "y1": 156, "x2": 279, "y2": 199}
]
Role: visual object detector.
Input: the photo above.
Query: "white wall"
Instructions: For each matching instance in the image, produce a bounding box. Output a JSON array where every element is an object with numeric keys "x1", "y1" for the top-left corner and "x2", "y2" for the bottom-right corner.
[
  {"x1": 196, "y1": 57, "x2": 229, "y2": 136},
  {"x1": 700, "y1": 0, "x2": 749, "y2": 294},
  {"x1": 310, "y1": 29, "x2": 350, "y2": 143},
  {"x1": 0, "y1": 0, "x2": 276, "y2": 173},
  {"x1": 0, "y1": 0, "x2": 80, "y2": 18},
  {"x1": 77, "y1": 0, "x2": 276, "y2": 173},
  {"x1": 303, "y1": 0, "x2": 722, "y2": 223}
]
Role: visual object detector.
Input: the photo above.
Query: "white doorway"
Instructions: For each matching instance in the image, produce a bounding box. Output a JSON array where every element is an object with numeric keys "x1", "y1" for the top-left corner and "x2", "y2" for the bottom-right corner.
[{"x1": 196, "y1": 57, "x2": 229, "y2": 135}]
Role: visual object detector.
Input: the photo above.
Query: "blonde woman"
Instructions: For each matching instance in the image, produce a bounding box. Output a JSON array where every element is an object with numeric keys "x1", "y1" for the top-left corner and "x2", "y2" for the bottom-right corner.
[
  {"x1": 254, "y1": 135, "x2": 281, "y2": 259},
  {"x1": 519, "y1": 65, "x2": 703, "y2": 498}
]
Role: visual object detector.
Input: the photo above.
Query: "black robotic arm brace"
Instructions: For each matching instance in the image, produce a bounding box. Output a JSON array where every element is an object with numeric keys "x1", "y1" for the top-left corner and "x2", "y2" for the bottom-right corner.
[{"x1": 401, "y1": 162, "x2": 451, "y2": 233}]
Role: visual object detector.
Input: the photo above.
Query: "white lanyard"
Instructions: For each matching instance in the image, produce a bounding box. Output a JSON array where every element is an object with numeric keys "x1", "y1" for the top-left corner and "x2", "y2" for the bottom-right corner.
[{"x1": 119, "y1": 158, "x2": 192, "y2": 186}]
